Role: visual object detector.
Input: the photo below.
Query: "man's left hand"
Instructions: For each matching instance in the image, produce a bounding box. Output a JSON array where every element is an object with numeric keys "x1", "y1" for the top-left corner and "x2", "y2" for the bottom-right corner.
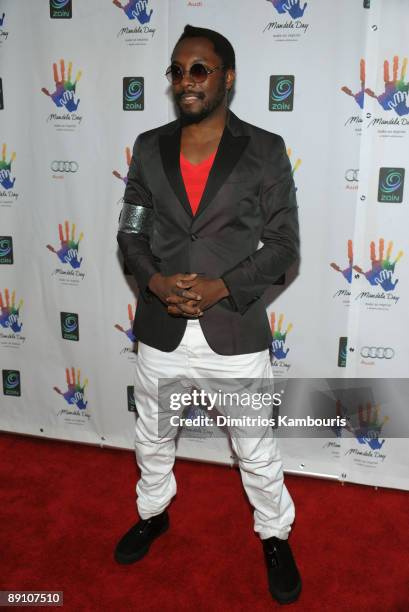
[{"x1": 166, "y1": 277, "x2": 229, "y2": 316}]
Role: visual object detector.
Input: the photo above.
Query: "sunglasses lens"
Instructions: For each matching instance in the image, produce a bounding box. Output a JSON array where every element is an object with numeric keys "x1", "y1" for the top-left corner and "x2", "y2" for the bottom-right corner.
[
  {"x1": 167, "y1": 65, "x2": 183, "y2": 84},
  {"x1": 190, "y1": 63, "x2": 208, "y2": 82},
  {"x1": 166, "y1": 63, "x2": 210, "y2": 84}
]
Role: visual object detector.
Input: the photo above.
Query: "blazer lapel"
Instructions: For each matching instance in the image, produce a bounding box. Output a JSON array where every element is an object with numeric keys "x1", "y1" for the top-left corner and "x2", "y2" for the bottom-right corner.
[
  {"x1": 158, "y1": 111, "x2": 249, "y2": 220},
  {"x1": 159, "y1": 125, "x2": 193, "y2": 218},
  {"x1": 194, "y1": 115, "x2": 249, "y2": 219}
]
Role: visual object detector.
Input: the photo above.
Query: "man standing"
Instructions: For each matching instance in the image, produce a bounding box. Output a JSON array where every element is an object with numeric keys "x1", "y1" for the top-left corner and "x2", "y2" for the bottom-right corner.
[{"x1": 115, "y1": 25, "x2": 301, "y2": 604}]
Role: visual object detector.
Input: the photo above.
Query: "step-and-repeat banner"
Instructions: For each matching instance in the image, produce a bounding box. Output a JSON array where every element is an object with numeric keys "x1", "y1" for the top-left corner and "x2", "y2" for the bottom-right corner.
[{"x1": 1, "y1": 0, "x2": 408, "y2": 490}]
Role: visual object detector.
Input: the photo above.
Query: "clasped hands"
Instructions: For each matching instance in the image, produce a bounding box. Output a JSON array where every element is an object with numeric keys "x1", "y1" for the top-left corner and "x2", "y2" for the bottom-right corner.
[{"x1": 148, "y1": 273, "x2": 229, "y2": 317}]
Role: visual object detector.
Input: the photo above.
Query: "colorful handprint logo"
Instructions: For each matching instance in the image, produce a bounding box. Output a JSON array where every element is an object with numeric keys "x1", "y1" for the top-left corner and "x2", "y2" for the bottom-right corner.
[
  {"x1": 41, "y1": 59, "x2": 82, "y2": 112},
  {"x1": 342, "y1": 57, "x2": 409, "y2": 116},
  {"x1": 270, "y1": 313, "x2": 292, "y2": 360},
  {"x1": 46, "y1": 221, "x2": 84, "y2": 269},
  {"x1": 287, "y1": 148, "x2": 301, "y2": 178},
  {"x1": 366, "y1": 56, "x2": 409, "y2": 116},
  {"x1": 54, "y1": 367, "x2": 88, "y2": 410},
  {"x1": 113, "y1": 0, "x2": 153, "y2": 23},
  {"x1": 354, "y1": 239, "x2": 403, "y2": 292},
  {"x1": 335, "y1": 400, "x2": 388, "y2": 450},
  {"x1": 0, "y1": 289, "x2": 23, "y2": 333},
  {"x1": 341, "y1": 58, "x2": 367, "y2": 109},
  {"x1": 114, "y1": 302, "x2": 136, "y2": 342},
  {"x1": 287, "y1": 147, "x2": 301, "y2": 191},
  {"x1": 330, "y1": 240, "x2": 359, "y2": 284},
  {"x1": 0, "y1": 143, "x2": 16, "y2": 190},
  {"x1": 113, "y1": 146, "x2": 131, "y2": 184},
  {"x1": 267, "y1": 0, "x2": 307, "y2": 20}
]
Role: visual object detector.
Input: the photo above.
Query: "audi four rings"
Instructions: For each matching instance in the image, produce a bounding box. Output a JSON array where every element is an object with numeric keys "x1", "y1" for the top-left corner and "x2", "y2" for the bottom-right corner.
[
  {"x1": 51, "y1": 161, "x2": 79, "y2": 172},
  {"x1": 360, "y1": 346, "x2": 395, "y2": 359},
  {"x1": 345, "y1": 169, "x2": 359, "y2": 182}
]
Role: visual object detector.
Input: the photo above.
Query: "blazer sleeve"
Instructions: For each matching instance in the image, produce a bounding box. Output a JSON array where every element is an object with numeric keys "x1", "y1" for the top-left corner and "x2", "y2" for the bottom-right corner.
[
  {"x1": 221, "y1": 136, "x2": 300, "y2": 315},
  {"x1": 116, "y1": 135, "x2": 159, "y2": 303}
]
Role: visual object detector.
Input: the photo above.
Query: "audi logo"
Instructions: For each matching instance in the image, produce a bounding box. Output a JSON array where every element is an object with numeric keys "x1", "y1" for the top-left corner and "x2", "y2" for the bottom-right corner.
[
  {"x1": 345, "y1": 169, "x2": 359, "y2": 182},
  {"x1": 51, "y1": 161, "x2": 79, "y2": 173},
  {"x1": 360, "y1": 346, "x2": 395, "y2": 359}
]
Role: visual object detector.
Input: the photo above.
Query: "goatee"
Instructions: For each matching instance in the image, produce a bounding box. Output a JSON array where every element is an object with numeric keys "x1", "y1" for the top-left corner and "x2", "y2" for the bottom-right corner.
[{"x1": 175, "y1": 82, "x2": 226, "y2": 126}]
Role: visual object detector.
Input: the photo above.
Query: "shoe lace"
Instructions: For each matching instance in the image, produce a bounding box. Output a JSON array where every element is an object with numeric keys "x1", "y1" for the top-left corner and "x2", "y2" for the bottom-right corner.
[
  {"x1": 137, "y1": 518, "x2": 152, "y2": 534},
  {"x1": 265, "y1": 545, "x2": 281, "y2": 568}
]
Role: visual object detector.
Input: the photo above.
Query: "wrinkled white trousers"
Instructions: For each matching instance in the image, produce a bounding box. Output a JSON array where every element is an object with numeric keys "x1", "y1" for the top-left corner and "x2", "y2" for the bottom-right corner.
[{"x1": 133, "y1": 319, "x2": 295, "y2": 540}]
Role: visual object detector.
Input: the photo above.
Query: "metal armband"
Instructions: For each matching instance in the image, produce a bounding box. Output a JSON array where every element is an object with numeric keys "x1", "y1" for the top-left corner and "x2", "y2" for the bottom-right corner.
[{"x1": 118, "y1": 201, "x2": 153, "y2": 235}]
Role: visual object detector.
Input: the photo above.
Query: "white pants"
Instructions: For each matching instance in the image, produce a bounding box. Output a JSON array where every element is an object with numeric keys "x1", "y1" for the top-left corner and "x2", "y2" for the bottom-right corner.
[{"x1": 133, "y1": 319, "x2": 295, "y2": 540}]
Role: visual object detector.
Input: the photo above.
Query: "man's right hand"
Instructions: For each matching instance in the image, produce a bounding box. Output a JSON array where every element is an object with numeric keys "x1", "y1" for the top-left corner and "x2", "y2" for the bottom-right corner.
[{"x1": 148, "y1": 273, "x2": 203, "y2": 317}]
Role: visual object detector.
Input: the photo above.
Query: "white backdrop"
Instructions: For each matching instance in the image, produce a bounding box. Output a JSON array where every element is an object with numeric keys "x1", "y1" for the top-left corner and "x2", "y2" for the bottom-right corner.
[{"x1": 1, "y1": 0, "x2": 408, "y2": 490}]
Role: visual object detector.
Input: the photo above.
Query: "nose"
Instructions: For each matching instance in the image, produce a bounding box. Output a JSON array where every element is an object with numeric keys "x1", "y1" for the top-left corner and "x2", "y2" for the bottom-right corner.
[{"x1": 179, "y1": 68, "x2": 195, "y2": 88}]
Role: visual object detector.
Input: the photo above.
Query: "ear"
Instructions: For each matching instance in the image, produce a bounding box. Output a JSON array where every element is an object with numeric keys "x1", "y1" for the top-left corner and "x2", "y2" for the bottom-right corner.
[{"x1": 225, "y1": 69, "x2": 236, "y2": 92}]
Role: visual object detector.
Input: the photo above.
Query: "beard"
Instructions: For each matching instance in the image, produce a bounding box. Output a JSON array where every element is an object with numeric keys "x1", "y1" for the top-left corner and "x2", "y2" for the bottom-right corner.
[{"x1": 174, "y1": 80, "x2": 227, "y2": 125}]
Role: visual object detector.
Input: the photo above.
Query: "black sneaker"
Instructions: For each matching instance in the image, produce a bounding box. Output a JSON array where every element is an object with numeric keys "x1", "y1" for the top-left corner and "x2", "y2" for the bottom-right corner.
[
  {"x1": 114, "y1": 510, "x2": 169, "y2": 564},
  {"x1": 262, "y1": 536, "x2": 302, "y2": 604}
]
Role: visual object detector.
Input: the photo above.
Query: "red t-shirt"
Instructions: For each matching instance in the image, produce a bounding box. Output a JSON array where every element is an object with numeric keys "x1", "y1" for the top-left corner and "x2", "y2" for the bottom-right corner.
[{"x1": 180, "y1": 151, "x2": 217, "y2": 215}]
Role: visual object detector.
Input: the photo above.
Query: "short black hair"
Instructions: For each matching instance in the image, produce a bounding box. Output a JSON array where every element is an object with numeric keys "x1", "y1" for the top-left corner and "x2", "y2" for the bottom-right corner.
[{"x1": 174, "y1": 24, "x2": 236, "y2": 71}]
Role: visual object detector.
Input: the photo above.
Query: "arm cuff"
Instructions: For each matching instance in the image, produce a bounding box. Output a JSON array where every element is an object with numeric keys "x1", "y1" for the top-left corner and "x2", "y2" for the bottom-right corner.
[{"x1": 118, "y1": 201, "x2": 153, "y2": 235}]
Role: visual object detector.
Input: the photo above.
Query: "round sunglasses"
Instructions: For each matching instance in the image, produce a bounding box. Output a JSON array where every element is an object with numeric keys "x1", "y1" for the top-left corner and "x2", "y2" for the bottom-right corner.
[{"x1": 165, "y1": 63, "x2": 224, "y2": 85}]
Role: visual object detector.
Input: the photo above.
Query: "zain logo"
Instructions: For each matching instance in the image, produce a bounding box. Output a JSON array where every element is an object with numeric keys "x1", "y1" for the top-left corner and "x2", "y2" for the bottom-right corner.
[
  {"x1": 3, "y1": 369, "x2": 21, "y2": 396},
  {"x1": 123, "y1": 77, "x2": 144, "y2": 111},
  {"x1": 338, "y1": 337, "x2": 348, "y2": 368},
  {"x1": 378, "y1": 168, "x2": 405, "y2": 203},
  {"x1": 381, "y1": 171, "x2": 402, "y2": 192},
  {"x1": 126, "y1": 80, "x2": 143, "y2": 102},
  {"x1": 271, "y1": 79, "x2": 292, "y2": 101},
  {"x1": 127, "y1": 386, "x2": 137, "y2": 412},
  {"x1": 63, "y1": 315, "x2": 77, "y2": 333},
  {"x1": 6, "y1": 371, "x2": 19, "y2": 388},
  {"x1": 0, "y1": 237, "x2": 13, "y2": 263},
  {"x1": 269, "y1": 76, "x2": 294, "y2": 111},
  {"x1": 61, "y1": 312, "x2": 79, "y2": 341},
  {"x1": 49, "y1": 0, "x2": 72, "y2": 18}
]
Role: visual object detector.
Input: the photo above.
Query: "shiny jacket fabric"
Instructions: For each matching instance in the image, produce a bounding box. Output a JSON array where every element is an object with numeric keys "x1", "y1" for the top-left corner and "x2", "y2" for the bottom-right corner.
[{"x1": 117, "y1": 110, "x2": 299, "y2": 355}]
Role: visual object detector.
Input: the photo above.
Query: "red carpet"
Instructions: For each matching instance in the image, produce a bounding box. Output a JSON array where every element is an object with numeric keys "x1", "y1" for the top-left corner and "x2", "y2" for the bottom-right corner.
[{"x1": 1, "y1": 431, "x2": 408, "y2": 611}]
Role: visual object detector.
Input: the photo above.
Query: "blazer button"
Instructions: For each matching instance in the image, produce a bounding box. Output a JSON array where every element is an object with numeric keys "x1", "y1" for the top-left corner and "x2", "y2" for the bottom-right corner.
[{"x1": 190, "y1": 233, "x2": 199, "y2": 241}]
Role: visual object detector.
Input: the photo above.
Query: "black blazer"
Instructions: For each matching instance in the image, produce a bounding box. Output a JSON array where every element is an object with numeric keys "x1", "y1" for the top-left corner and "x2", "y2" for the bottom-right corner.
[{"x1": 117, "y1": 110, "x2": 299, "y2": 355}]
